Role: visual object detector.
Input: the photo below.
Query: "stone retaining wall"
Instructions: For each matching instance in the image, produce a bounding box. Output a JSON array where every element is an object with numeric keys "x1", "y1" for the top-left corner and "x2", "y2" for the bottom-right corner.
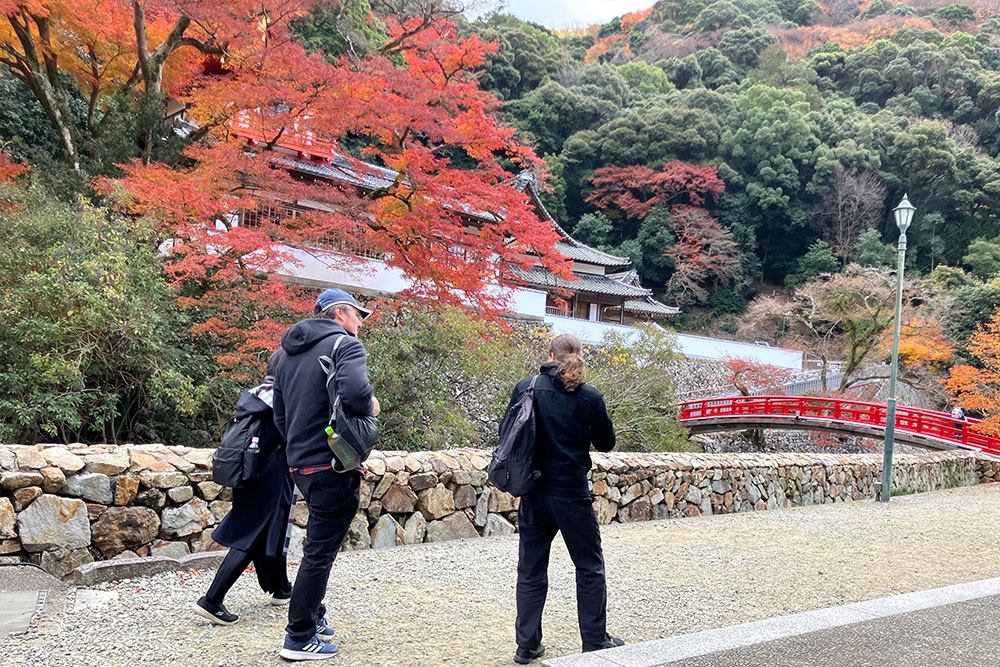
[{"x1": 1, "y1": 443, "x2": 997, "y2": 579}]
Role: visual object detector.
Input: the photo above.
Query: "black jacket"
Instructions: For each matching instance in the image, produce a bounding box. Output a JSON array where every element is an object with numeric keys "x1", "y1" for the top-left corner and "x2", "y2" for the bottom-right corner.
[
  {"x1": 212, "y1": 384, "x2": 294, "y2": 557},
  {"x1": 508, "y1": 362, "x2": 615, "y2": 496},
  {"x1": 273, "y1": 319, "x2": 375, "y2": 470}
]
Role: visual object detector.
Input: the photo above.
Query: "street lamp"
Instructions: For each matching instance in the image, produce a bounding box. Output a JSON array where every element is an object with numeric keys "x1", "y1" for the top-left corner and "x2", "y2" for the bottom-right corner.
[{"x1": 880, "y1": 194, "x2": 915, "y2": 503}]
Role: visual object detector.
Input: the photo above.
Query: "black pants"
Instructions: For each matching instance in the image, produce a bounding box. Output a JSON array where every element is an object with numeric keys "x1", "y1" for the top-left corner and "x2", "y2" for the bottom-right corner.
[
  {"x1": 286, "y1": 468, "x2": 361, "y2": 642},
  {"x1": 515, "y1": 492, "x2": 608, "y2": 649},
  {"x1": 205, "y1": 525, "x2": 291, "y2": 605}
]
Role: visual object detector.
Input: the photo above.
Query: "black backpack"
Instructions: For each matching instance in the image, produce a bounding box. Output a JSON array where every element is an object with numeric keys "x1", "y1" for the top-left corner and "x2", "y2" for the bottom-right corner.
[
  {"x1": 489, "y1": 375, "x2": 540, "y2": 497},
  {"x1": 213, "y1": 385, "x2": 273, "y2": 487}
]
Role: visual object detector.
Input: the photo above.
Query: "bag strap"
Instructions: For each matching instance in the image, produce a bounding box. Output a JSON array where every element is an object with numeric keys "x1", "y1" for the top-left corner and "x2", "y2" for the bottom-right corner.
[{"x1": 317, "y1": 335, "x2": 347, "y2": 427}]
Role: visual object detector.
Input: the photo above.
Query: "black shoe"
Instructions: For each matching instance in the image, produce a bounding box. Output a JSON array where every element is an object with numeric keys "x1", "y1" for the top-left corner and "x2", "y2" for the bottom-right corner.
[
  {"x1": 582, "y1": 635, "x2": 624, "y2": 652},
  {"x1": 192, "y1": 595, "x2": 239, "y2": 625},
  {"x1": 513, "y1": 644, "x2": 545, "y2": 664}
]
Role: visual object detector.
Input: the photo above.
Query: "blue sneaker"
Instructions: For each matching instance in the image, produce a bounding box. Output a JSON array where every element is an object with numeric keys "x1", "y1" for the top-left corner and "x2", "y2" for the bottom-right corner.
[
  {"x1": 279, "y1": 634, "x2": 339, "y2": 661},
  {"x1": 315, "y1": 616, "x2": 335, "y2": 642}
]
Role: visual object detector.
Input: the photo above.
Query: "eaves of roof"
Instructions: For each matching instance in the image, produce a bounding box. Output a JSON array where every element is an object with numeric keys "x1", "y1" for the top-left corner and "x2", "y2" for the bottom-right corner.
[{"x1": 511, "y1": 267, "x2": 651, "y2": 298}]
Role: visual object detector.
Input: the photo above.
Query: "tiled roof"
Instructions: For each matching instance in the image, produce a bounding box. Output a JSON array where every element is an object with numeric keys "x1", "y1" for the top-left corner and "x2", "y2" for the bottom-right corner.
[
  {"x1": 624, "y1": 298, "x2": 681, "y2": 316},
  {"x1": 514, "y1": 173, "x2": 631, "y2": 269},
  {"x1": 511, "y1": 267, "x2": 651, "y2": 298}
]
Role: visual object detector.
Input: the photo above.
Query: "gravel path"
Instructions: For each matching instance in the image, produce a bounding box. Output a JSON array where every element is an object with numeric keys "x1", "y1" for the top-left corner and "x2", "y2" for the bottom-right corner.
[{"x1": 5, "y1": 483, "x2": 1000, "y2": 666}]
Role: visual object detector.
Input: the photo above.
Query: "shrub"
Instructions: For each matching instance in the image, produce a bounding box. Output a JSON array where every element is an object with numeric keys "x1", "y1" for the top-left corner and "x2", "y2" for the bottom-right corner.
[
  {"x1": 0, "y1": 184, "x2": 207, "y2": 443},
  {"x1": 587, "y1": 326, "x2": 689, "y2": 452}
]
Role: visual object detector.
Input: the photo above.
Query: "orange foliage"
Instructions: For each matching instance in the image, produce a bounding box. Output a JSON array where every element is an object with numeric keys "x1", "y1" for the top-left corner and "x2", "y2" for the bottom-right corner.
[
  {"x1": 621, "y1": 7, "x2": 653, "y2": 33},
  {"x1": 722, "y1": 356, "x2": 793, "y2": 396},
  {"x1": 771, "y1": 16, "x2": 936, "y2": 59},
  {"x1": 881, "y1": 318, "x2": 955, "y2": 371},
  {"x1": 584, "y1": 33, "x2": 626, "y2": 64},
  {"x1": 946, "y1": 310, "x2": 1000, "y2": 431},
  {"x1": 85, "y1": 13, "x2": 570, "y2": 373},
  {"x1": 0, "y1": 151, "x2": 27, "y2": 185}
]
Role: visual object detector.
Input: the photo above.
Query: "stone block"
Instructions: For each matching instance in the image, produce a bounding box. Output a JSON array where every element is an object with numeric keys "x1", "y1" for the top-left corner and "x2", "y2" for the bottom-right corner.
[
  {"x1": 343, "y1": 512, "x2": 371, "y2": 551},
  {"x1": 40, "y1": 448, "x2": 85, "y2": 475},
  {"x1": 167, "y1": 486, "x2": 194, "y2": 503},
  {"x1": 294, "y1": 502, "x2": 309, "y2": 527},
  {"x1": 381, "y1": 484, "x2": 418, "y2": 514},
  {"x1": 15, "y1": 448, "x2": 47, "y2": 470},
  {"x1": 452, "y1": 484, "x2": 477, "y2": 509},
  {"x1": 0, "y1": 497, "x2": 15, "y2": 538},
  {"x1": 403, "y1": 513, "x2": 426, "y2": 544},
  {"x1": 408, "y1": 472, "x2": 438, "y2": 492},
  {"x1": 426, "y1": 512, "x2": 479, "y2": 543},
  {"x1": 417, "y1": 484, "x2": 456, "y2": 520},
  {"x1": 208, "y1": 500, "x2": 232, "y2": 523},
  {"x1": 183, "y1": 449, "x2": 213, "y2": 468},
  {"x1": 372, "y1": 473, "x2": 395, "y2": 500},
  {"x1": 0, "y1": 446, "x2": 15, "y2": 470},
  {"x1": 39, "y1": 467, "x2": 66, "y2": 493},
  {"x1": 190, "y1": 528, "x2": 225, "y2": 553},
  {"x1": 161, "y1": 497, "x2": 213, "y2": 538},
  {"x1": 139, "y1": 470, "x2": 188, "y2": 489},
  {"x1": 92, "y1": 506, "x2": 160, "y2": 557},
  {"x1": 65, "y1": 472, "x2": 114, "y2": 504},
  {"x1": 150, "y1": 539, "x2": 190, "y2": 559},
  {"x1": 196, "y1": 481, "x2": 223, "y2": 501},
  {"x1": 1, "y1": 470, "x2": 44, "y2": 490},
  {"x1": 488, "y1": 489, "x2": 517, "y2": 513},
  {"x1": 17, "y1": 495, "x2": 90, "y2": 552},
  {"x1": 0, "y1": 539, "x2": 19, "y2": 554},
  {"x1": 40, "y1": 546, "x2": 94, "y2": 579},
  {"x1": 135, "y1": 488, "x2": 166, "y2": 509},
  {"x1": 484, "y1": 514, "x2": 515, "y2": 537},
  {"x1": 474, "y1": 488, "x2": 491, "y2": 528},
  {"x1": 83, "y1": 453, "x2": 129, "y2": 475},
  {"x1": 129, "y1": 452, "x2": 176, "y2": 473},
  {"x1": 592, "y1": 497, "x2": 617, "y2": 526},
  {"x1": 115, "y1": 476, "x2": 139, "y2": 505},
  {"x1": 369, "y1": 514, "x2": 405, "y2": 549},
  {"x1": 12, "y1": 486, "x2": 42, "y2": 512},
  {"x1": 87, "y1": 503, "x2": 107, "y2": 521}
]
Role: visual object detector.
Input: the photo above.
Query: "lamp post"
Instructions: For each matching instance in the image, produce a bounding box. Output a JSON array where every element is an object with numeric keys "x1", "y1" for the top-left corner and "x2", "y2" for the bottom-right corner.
[{"x1": 880, "y1": 194, "x2": 916, "y2": 503}]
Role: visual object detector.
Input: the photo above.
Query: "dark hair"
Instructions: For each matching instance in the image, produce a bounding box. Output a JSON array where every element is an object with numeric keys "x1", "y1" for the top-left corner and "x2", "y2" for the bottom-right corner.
[
  {"x1": 265, "y1": 348, "x2": 285, "y2": 378},
  {"x1": 549, "y1": 334, "x2": 585, "y2": 392}
]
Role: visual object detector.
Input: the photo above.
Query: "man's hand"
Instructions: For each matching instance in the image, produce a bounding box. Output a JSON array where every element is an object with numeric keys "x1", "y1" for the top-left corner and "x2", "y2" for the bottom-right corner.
[{"x1": 371, "y1": 395, "x2": 381, "y2": 417}]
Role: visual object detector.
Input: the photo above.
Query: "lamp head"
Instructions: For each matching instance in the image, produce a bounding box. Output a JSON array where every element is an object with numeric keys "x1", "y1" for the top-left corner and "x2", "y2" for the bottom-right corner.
[{"x1": 893, "y1": 194, "x2": 916, "y2": 232}]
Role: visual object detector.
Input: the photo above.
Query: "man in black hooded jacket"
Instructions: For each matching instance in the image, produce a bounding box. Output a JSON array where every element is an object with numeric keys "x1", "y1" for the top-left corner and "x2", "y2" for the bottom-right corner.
[{"x1": 273, "y1": 288, "x2": 379, "y2": 661}]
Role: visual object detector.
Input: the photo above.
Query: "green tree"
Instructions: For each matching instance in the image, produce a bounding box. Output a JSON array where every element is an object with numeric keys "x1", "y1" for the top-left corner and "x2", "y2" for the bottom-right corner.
[
  {"x1": 854, "y1": 228, "x2": 895, "y2": 268},
  {"x1": 963, "y1": 237, "x2": 1000, "y2": 280},
  {"x1": 0, "y1": 183, "x2": 204, "y2": 444},
  {"x1": 291, "y1": 0, "x2": 386, "y2": 59},
  {"x1": 692, "y1": 1, "x2": 752, "y2": 32},
  {"x1": 933, "y1": 4, "x2": 976, "y2": 25},
  {"x1": 786, "y1": 239, "x2": 840, "y2": 286}
]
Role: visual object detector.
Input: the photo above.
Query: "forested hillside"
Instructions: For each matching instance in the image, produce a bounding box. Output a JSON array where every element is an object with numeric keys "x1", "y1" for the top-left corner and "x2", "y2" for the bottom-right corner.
[{"x1": 469, "y1": 0, "x2": 1000, "y2": 312}]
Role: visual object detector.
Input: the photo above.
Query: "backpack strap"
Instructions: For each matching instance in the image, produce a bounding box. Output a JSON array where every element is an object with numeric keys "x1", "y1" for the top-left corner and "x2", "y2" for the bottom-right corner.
[{"x1": 317, "y1": 335, "x2": 347, "y2": 428}]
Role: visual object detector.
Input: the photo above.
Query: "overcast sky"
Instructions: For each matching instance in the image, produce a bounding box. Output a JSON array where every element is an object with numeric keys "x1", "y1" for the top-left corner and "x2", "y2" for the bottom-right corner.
[{"x1": 472, "y1": 0, "x2": 655, "y2": 28}]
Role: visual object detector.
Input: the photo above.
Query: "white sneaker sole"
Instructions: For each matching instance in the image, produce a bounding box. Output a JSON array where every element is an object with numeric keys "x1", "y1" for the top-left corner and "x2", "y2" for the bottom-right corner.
[
  {"x1": 278, "y1": 647, "x2": 338, "y2": 661},
  {"x1": 269, "y1": 596, "x2": 291, "y2": 607},
  {"x1": 191, "y1": 601, "x2": 237, "y2": 626}
]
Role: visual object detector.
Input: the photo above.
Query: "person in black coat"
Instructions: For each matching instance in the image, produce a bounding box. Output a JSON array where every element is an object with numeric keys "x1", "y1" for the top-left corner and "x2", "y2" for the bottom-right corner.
[
  {"x1": 192, "y1": 349, "x2": 295, "y2": 625},
  {"x1": 510, "y1": 334, "x2": 623, "y2": 665}
]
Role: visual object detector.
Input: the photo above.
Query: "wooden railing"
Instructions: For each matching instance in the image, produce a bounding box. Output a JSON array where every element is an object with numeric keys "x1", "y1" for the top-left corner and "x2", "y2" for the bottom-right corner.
[{"x1": 678, "y1": 396, "x2": 1000, "y2": 456}]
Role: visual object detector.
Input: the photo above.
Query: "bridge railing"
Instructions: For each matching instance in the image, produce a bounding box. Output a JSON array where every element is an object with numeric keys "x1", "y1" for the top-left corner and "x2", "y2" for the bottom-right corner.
[{"x1": 678, "y1": 396, "x2": 1000, "y2": 456}]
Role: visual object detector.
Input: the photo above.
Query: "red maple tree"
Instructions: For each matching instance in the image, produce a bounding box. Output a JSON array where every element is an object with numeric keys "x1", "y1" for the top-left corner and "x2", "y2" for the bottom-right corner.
[
  {"x1": 722, "y1": 356, "x2": 793, "y2": 396},
  {"x1": 664, "y1": 205, "x2": 741, "y2": 305},
  {"x1": 585, "y1": 161, "x2": 725, "y2": 222},
  {"x1": 3, "y1": 2, "x2": 572, "y2": 374}
]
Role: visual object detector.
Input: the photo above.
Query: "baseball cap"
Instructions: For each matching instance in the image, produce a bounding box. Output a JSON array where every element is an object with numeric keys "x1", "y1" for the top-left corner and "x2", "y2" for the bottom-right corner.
[{"x1": 314, "y1": 288, "x2": 372, "y2": 319}]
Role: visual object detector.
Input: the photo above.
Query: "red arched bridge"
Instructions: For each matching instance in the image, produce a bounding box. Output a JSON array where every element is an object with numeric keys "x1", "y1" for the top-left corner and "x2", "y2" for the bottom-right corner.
[{"x1": 678, "y1": 396, "x2": 1000, "y2": 457}]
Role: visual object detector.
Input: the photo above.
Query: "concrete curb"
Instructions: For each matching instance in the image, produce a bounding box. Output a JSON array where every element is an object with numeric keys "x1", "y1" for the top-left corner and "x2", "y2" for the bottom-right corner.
[
  {"x1": 65, "y1": 552, "x2": 228, "y2": 587},
  {"x1": 543, "y1": 577, "x2": 1000, "y2": 667}
]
